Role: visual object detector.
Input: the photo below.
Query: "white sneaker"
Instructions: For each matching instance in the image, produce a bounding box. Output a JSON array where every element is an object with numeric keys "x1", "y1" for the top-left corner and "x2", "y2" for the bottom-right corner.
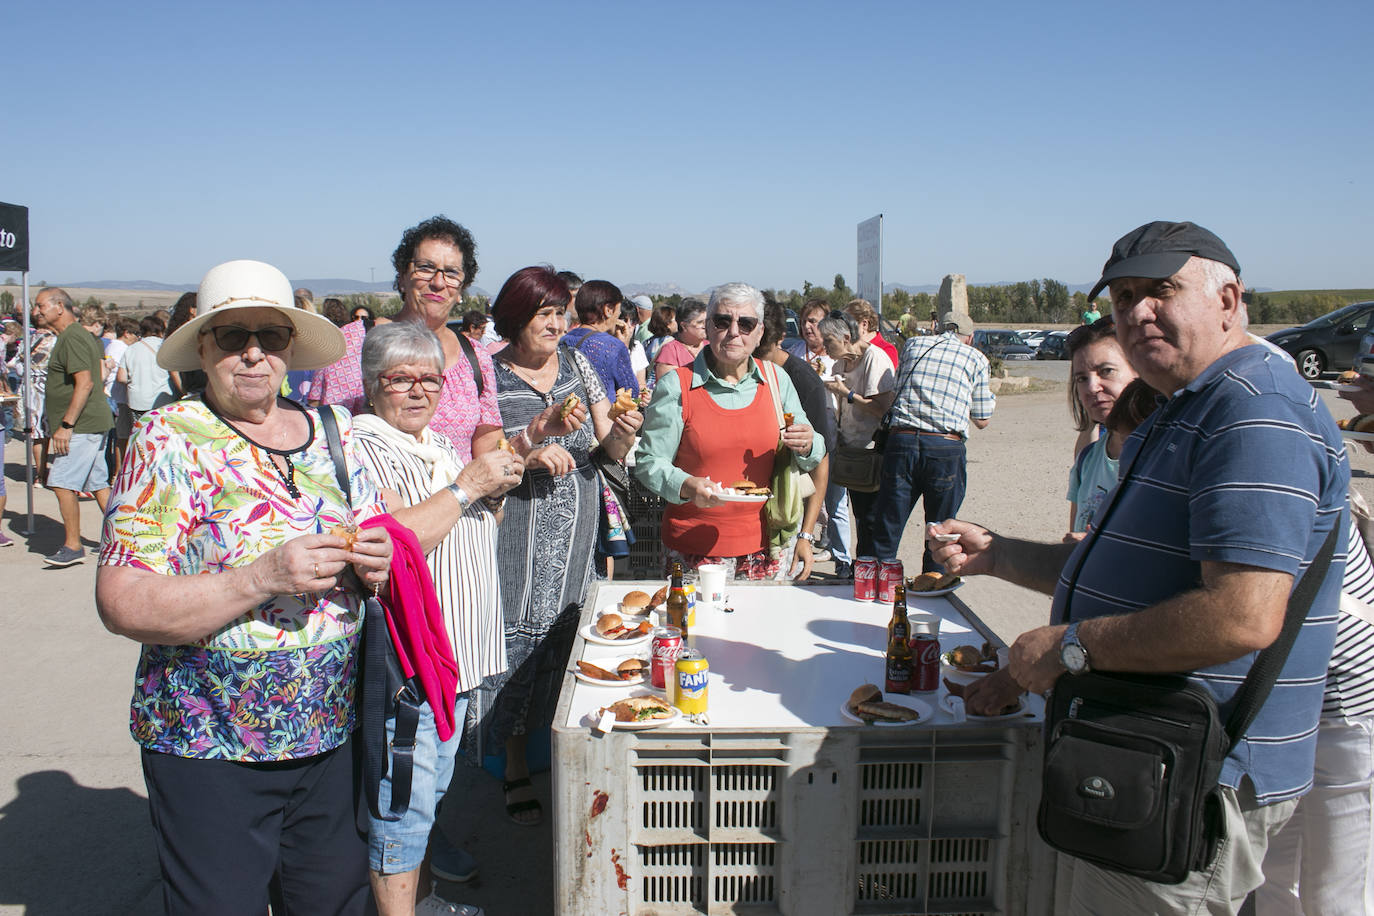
[{"x1": 417, "y1": 888, "x2": 484, "y2": 916}]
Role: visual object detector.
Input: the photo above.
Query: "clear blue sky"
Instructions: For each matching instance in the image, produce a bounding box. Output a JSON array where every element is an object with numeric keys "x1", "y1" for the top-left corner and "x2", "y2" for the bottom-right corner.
[{"x1": 5, "y1": 0, "x2": 1370, "y2": 294}]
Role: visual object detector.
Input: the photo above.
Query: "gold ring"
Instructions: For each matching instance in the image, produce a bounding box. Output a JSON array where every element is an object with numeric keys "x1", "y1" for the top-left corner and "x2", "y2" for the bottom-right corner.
[{"x1": 313, "y1": 563, "x2": 319, "y2": 579}]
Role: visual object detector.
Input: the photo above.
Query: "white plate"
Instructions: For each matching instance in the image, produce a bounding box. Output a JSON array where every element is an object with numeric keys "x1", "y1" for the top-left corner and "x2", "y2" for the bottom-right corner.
[
  {"x1": 714, "y1": 491, "x2": 769, "y2": 503},
  {"x1": 966, "y1": 698, "x2": 1030, "y2": 721},
  {"x1": 579, "y1": 622, "x2": 652, "y2": 647},
  {"x1": 1338, "y1": 385, "x2": 1363, "y2": 394},
  {"x1": 571, "y1": 660, "x2": 648, "y2": 688},
  {"x1": 585, "y1": 702, "x2": 680, "y2": 730},
  {"x1": 1342, "y1": 430, "x2": 1374, "y2": 443},
  {"x1": 906, "y1": 581, "x2": 965, "y2": 598},
  {"x1": 940, "y1": 661, "x2": 997, "y2": 684},
  {"x1": 839, "y1": 694, "x2": 934, "y2": 726}
]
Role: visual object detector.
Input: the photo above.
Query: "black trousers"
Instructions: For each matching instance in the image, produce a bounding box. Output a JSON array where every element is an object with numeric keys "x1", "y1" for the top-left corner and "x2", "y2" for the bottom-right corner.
[{"x1": 141, "y1": 737, "x2": 371, "y2": 916}]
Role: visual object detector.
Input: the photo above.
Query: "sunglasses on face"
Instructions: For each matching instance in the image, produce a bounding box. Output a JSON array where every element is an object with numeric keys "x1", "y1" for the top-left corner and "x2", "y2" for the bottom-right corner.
[
  {"x1": 203, "y1": 325, "x2": 295, "y2": 352},
  {"x1": 710, "y1": 313, "x2": 759, "y2": 334}
]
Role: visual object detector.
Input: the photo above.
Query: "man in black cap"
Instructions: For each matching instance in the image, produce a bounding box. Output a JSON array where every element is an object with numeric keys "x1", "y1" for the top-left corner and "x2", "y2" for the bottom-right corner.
[{"x1": 930, "y1": 221, "x2": 1347, "y2": 912}]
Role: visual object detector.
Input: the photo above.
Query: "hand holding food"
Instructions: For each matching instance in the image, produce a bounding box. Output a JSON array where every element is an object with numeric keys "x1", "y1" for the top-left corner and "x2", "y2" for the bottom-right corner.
[
  {"x1": 560, "y1": 393, "x2": 581, "y2": 421},
  {"x1": 607, "y1": 388, "x2": 638, "y2": 421},
  {"x1": 779, "y1": 421, "x2": 814, "y2": 455}
]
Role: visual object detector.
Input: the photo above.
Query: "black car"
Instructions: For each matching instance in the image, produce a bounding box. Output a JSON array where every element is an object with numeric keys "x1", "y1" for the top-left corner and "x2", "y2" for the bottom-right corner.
[
  {"x1": 1036, "y1": 331, "x2": 1070, "y2": 360},
  {"x1": 1265, "y1": 301, "x2": 1374, "y2": 380},
  {"x1": 971, "y1": 328, "x2": 1031, "y2": 359}
]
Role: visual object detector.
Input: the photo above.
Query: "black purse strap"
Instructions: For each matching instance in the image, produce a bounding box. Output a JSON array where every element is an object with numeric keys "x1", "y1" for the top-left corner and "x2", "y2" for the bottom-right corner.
[
  {"x1": 456, "y1": 331, "x2": 484, "y2": 397},
  {"x1": 1061, "y1": 403, "x2": 1342, "y2": 753},
  {"x1": 318, "y1": 405, "x2": 421, "y2": 821}
]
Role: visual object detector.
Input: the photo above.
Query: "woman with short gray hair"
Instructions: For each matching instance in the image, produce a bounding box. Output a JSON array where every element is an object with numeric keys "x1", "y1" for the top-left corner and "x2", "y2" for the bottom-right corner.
[{"x1": 351, "y1": 320, "x2": 523, "y2": 914}]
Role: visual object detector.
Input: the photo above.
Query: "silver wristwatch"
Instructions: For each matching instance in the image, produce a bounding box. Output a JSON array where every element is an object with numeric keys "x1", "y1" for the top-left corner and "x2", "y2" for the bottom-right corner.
[
  {"x1": 447, "y1": 483, "x2": 473, "y2": 513},
  {"x1": 1060, "y1": 621, "x2": 1090, "y2": 675}
]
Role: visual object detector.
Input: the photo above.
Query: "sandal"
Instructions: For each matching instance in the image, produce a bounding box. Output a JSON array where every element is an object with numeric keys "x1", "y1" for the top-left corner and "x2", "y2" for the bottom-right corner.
[{"x1": 503, "y1": 776, "x2": 543, "y2": 826}]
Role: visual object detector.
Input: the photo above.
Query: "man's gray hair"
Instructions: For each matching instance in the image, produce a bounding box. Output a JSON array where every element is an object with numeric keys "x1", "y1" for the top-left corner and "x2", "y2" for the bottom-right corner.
[
  {"x1": 360, "y1": 321, "x2": 444, "y2": 404},
  {"x1": 707, "y1": 282, "x2": 765, "y2": 322},
  {"x1": 818, "y1": 314, "x2": 857, "y2": 344},
  {"x1": 1194, "y1": 257, "x2": 1240, "y2": 297},
  {"x1": 37, "y1": 287, "x2": 74, "y2": 312}
]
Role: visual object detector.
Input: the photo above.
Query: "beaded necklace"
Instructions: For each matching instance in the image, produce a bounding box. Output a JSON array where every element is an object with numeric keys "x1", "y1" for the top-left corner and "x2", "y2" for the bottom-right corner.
[{"x1": 203, "y1": 395, "x2": 315, "y2": 500}]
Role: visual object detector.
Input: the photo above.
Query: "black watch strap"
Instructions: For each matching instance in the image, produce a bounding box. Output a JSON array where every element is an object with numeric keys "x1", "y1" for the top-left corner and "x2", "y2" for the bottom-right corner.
[{"x1": 60, "y1": 420, "x2": 75, "y2": 430}]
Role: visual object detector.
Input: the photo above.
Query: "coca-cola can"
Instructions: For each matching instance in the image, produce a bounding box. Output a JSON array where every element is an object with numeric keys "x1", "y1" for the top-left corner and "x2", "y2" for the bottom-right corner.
[
  {"x1": 854, "y1": 556, "x2": 879, "y2": 601},
  {"x1": 878, "y1": 559, "x2": 905, "y2": 603},
  {"x1": 651, "y1": 626, "x2": 683, "y2": 690},
  {"x1": 909, "y1": 633, "x2": 941, "y2": 692}
]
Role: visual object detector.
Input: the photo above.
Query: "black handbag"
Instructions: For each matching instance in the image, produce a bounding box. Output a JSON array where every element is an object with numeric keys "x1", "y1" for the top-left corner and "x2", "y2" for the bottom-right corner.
[
  {"x1": 318, "y1": 406, "x2": 425, "y2": 822},
  {"x1": 1037, "y1": 416, "x2": 1339, "y2": 883},
  {"x1": 829, "y1": 445, "x2": 882, "y2": 492}
]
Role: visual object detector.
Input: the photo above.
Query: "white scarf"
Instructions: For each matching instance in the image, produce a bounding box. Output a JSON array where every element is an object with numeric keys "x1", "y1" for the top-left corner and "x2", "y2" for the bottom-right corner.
[{"x1": 351, "y1": 413, "x2": 460, "y2": 491}]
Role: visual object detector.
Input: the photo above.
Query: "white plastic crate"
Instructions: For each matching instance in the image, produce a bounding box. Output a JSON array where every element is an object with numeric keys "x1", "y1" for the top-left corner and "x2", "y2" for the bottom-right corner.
[{"x1": 552, "y1": 583, "x2": 1058, "y2": 915}]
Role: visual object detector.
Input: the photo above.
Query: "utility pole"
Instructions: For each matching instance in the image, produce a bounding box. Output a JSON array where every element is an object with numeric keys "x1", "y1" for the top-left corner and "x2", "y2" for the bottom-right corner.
[{"x1": 369, "y1": 267, "x2": 375, "y2": 285}]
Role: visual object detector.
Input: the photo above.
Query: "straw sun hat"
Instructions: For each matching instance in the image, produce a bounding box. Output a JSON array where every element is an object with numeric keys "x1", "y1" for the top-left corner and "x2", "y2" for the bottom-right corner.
[{"x1": 158, "y1": 259, "x2": 346, "y2": 372}]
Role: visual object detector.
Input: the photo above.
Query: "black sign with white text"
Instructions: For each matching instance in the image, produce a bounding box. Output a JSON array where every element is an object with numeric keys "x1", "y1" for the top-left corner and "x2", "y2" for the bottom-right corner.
[{"x1": 0, "y1": 202, "x2": 29, "y2": 272}]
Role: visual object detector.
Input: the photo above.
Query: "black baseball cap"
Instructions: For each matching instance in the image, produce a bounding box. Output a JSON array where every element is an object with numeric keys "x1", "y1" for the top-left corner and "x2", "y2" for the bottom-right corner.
[{"x1": 1087, "y1": 221, "x2": 1241, "y2": 302}]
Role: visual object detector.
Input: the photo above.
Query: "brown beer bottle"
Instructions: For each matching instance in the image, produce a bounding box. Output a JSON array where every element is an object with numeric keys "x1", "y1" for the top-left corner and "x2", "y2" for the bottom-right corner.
[
  {"x1": 667, "y1": 562, "x2": 690, "y2": 645},
  {"x1": 885, "y1": 585, "x2": 913, "y2": 693}
]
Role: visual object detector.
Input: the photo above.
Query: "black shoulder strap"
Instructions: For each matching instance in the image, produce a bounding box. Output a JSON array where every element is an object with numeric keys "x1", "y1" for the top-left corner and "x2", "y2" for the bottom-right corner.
[
  {"x1": 317, "y1": 405, "x2": 350, "y2": 505},
  {"x1": 456, "y1": 331, "x2": 484, "y2": 397}
]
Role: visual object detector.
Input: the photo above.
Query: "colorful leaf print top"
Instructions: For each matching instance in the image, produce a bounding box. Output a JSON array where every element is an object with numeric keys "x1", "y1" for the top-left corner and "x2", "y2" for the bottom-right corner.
[{"x1": 98, "y1": 398, "x2": 384, "y2": 761}]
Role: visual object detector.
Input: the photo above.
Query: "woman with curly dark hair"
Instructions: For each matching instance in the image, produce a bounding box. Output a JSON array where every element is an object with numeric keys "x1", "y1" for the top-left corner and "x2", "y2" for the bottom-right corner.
[
  {"x1": 311, "y1": 215, "x2": 503, "y2": 462},
  {"x1": 165, "y1": 292, "x2": 204, "y2": 397}
]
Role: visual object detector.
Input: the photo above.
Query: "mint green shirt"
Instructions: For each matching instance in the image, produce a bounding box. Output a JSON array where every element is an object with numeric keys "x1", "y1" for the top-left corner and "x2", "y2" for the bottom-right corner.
[{"x1": 634, "y1": 350, "x2": 824, "y2": 504}]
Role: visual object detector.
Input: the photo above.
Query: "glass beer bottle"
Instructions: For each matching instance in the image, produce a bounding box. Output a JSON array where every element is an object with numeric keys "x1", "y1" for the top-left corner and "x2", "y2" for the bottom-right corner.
[
  {"x1": 667, "y1": 562, "x2": 690, "y2": 645},
  {"x1": 888, "y1": 584, "x2": 910, "y2": 645}
]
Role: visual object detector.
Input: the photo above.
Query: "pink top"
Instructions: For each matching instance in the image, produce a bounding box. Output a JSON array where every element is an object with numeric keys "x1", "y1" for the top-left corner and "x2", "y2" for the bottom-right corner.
[
  {"x1": 654, "y1": 338, "x2": 701, "y2": 369},
  {"x1": 312, "y1": 319, "x2": 503, "y2": 462}
]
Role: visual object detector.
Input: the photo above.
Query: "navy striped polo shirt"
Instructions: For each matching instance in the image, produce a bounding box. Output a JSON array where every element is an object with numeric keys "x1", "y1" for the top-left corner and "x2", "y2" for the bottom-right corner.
[{"x1": 1052, "y1": 344, "x2": 1348, "y2": 804}]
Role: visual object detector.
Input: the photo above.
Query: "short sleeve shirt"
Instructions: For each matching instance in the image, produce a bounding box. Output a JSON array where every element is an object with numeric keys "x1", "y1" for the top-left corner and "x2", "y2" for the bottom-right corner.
[
  {"x1": 98, "y1": 399, "x2": 384, "y2": 761},
  {"x1": 46, "y1": 323, "x2": 113, "y2": 433},
  {"x1": 888, "y1": 333, "x2": 993, "y2": 438},
  {"x1": 313, "y1": 319, "x2": 502, "y2": 462},
  {"x1": 836, "y1": 344, "x2": 895, "y2": 447},
  {"x1": 1065, "y1": 434, "x2": 1119, "y2": 533},
  {"x1": 1051, "y1": 345, "x2": 1349, "y2": 803},
  {"x1": 562, "y1": 328, "x2": 639, "y2": 398}
]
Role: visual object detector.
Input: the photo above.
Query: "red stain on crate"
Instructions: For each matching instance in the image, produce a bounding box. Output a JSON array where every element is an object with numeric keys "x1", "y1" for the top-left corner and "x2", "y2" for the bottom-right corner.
[
  {"x1": 590, "y1": 789, "x2": 609, "y2": 817},
  {"x1": 610, "y1": 848, "x2": 628, "y2": 890},
  {"x1": 585, "y1": 829, "x2": 593, "y2": 857}
]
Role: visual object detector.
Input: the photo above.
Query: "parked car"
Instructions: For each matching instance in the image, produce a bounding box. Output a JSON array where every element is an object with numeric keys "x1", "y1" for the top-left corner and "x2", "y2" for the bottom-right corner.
[
  {"x1": 1265, "y1": 300, "x2": 1374, "y2": 380},
  {"x1": 1019, "y1": 329, "x2": 1048, "y2": 349},
  {"x1": 971, "y1": 328, "x2": 1032, "y2": 359},
  {"x1": 1037, "y1": 331, "x2": 1070, "y2": 360}
]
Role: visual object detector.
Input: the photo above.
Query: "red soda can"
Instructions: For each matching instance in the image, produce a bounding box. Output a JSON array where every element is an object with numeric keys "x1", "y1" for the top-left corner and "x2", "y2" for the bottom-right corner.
[
  {"x1": 651, "y1": 626, "x2": 683, "y2": 690},
  {"x1": 909, "y1": 632, "x2": 941, "y2": 692},
  {"x1": 877, "y1": 559, "x2": 905, "y2": 603},
  {"x1": 854, "y1": 556, "x2": 879, "y2": 601}
]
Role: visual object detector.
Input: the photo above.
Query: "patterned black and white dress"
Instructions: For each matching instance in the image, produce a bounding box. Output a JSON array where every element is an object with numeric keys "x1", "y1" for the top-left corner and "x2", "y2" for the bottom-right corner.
[{"x1": 477, "y1": 346, "x2": 605, "y2": 750}]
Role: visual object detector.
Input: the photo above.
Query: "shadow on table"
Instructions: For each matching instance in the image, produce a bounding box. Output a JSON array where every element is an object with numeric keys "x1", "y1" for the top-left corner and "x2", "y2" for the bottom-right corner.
[{"x1": 0, "y1": 770, "x2": 159, "y2": 915}]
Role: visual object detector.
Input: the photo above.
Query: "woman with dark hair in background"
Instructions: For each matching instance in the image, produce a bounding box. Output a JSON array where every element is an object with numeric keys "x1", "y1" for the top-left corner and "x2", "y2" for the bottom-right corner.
[
  {"x1": 321, "y1": 297, "x2": 349, "y2": 328},
  {"x1": 613, "y1": 300, "x2": 648, "y2": 390},
  {"x1": 458, "y1": 309, "x2": 487, "y2": 342},
  {"x1": 561, "y1": 280, "x2": 638, "y2": 399},
  {"x1": 312, "y1": 215, "x2": 503, "y2": 463},
  {"x1": 651, "y1": 298, "x2": 707, "y2": 381},
  {"x1": 644, "y1": 304, "x2": 677, "y2": 367},
  {"x1": 479, "y1": 265, "x2": 642, "y2": 827},
  {"x1": 165, "y1": 292, "x2": 204, "y2": 397}
]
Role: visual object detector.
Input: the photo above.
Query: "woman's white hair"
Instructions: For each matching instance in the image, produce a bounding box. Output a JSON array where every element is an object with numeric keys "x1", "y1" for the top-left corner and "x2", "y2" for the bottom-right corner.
[
  {"x1": 707, "y1": 282, "x2": 765, "y2": 321},
  {"x1": 360, "y1": 320, "x2": 444, "y2": 404}
]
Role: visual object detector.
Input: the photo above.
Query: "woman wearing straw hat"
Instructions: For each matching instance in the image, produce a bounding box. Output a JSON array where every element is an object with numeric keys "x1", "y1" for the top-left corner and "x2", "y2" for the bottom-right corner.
[{"x1": 95, "y1": 259, "x2": 393, "y2": 914}]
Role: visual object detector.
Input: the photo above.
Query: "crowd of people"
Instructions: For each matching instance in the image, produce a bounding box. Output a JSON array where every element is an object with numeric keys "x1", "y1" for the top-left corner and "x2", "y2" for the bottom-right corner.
[{"x1": 0, "y1": 215, "x2": 1370, "y2": 915}]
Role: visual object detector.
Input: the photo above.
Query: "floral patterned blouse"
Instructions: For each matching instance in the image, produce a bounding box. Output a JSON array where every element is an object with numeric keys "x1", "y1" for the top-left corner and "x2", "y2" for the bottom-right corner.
[{"x1": 98, "y1": 398, "x2": 383, "y2": 762}]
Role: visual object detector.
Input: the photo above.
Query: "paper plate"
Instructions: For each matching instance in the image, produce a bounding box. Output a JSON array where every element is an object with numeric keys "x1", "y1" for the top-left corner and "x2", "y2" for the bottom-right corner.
[
  {"x1": 1341, "y1": 430, "x2": 1374, "y2": 443},
  {"x1": 906, "y1": 580, "x2": 965, "y2": 598},
  {"x1": 839, "y1": 694, "x2": 933, "y2": 726},
  {"x1": 585, "y1": 703, "x2": 680, "y2": 730},
  {"x1": 966, "y1": 698, "x2": 1030, "y2": 721},
  {"x1": 571, "y1": 658, "x2": 649, "y2": 687},
  {"x1": 580, "y1": 622, "x2": 652, "y2": 648},
  {"x1": 715, "y1": 491, "x2": 769, "y2": 503}
]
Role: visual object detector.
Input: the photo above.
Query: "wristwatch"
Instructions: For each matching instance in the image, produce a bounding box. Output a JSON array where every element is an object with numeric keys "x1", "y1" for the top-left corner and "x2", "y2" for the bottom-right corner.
[
  {"x1": 60, "y1": 420, "x2": 75, "y2": 430},
  {"x1": 797, "y1": 532, "x2": 815, "y2": 543},
  {"x1": 1060, "y1": 621, "x2": 1091, "y2": 675},
  {"x1": 446, "y1": 483, "x2": 472, "y2": 513}
]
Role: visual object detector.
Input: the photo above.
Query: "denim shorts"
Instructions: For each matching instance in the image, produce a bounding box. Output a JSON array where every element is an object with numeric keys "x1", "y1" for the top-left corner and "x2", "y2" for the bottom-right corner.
[
  {"x1": 367, "y1": 692, "x2": 468, "y2": 874},
  {"x1": 47, "y1": 431, "x2": 110, "y2": 492}
]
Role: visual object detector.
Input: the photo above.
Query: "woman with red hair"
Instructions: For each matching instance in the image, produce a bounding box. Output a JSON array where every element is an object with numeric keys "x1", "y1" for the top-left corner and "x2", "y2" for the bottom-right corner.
[{"x1": 476, "y1": 266, "x2": 642, "y2": 825}]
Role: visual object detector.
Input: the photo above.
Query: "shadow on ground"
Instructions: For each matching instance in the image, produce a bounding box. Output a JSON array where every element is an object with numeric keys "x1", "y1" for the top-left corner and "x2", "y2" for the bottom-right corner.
[{"x1": 0, "y1": 771, "x2": 159, "y2": 915}]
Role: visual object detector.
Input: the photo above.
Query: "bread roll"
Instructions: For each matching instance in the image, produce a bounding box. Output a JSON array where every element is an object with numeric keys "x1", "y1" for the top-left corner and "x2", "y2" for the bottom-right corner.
[{"x1": 595, "y1": 612, "x2": 623, "y2": 636}]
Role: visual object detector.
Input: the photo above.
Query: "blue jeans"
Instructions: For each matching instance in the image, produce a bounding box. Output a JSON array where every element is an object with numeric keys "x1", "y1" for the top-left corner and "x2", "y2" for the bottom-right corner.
[
  {"x1": 871, "y1": 432, "x2": 967, "y2": 571},
  {"x1": 824, "y1": 481, "x2": 852, "y2": 564},
  {"x1": 367, "y1": 692, "x2": 469, "y2": 874}
]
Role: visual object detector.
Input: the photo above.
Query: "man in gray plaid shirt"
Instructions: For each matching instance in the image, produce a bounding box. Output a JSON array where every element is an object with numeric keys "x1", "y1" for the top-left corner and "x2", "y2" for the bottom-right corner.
[{"x1": 871, "y1": 309, "x2": 994, "y2": 571}]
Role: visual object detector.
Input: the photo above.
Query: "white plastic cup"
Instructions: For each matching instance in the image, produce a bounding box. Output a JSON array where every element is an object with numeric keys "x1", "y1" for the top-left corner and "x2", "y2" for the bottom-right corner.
[
  {"x1": 698, "y1": 564, "x2": 727, "y2": 610},
  {"x1": 909, "y1": 612, "x2": 941, "y2": 637}
]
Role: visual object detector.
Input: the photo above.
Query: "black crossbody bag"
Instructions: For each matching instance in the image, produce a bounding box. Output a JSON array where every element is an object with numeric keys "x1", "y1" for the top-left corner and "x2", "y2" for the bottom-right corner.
[
  {"x1": 318, "y1": 406, "x2": 425, "y2": 822},
  {"x1": 1037, "y1": 418, "x2": 1339, "y2": 884}
]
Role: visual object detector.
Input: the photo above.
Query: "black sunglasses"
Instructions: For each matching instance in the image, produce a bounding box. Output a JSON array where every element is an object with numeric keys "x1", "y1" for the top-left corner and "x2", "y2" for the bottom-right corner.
[
  {"x1": 203, "y1": 324, "x2": 295, "y2": 352},
  {"x1": 710, "y1": 313, "x2": 759, "y2": 334}
]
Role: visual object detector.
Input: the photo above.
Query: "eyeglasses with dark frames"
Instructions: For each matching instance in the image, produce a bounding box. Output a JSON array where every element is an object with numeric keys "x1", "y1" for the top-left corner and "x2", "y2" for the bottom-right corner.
[
  {"x1": 201, "y1": 325, "x2": 295, "y2": 352},
  {"x1": 710, "y1": 313, "x2": 760, "y2": 334},
  {"x1": 379, "y1": 374, "x2": 445, "y2": 394},
  {"x1": 409, "y1": 260, "x2": 465, "y2": 286}
]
